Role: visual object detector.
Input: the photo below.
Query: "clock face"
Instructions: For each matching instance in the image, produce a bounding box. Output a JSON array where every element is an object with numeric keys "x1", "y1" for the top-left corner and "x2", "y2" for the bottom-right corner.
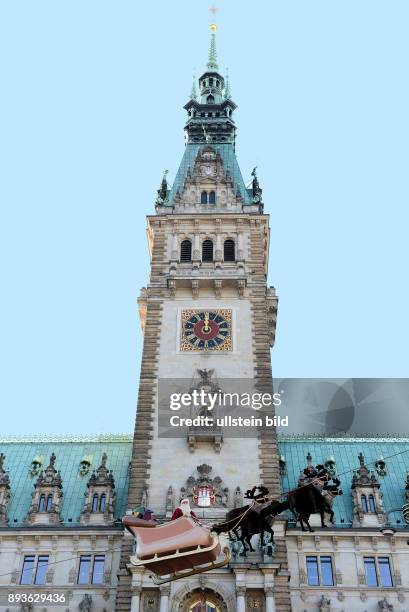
[{"x1": 180, "y1": 309, "x2": 232, "y2": 351}]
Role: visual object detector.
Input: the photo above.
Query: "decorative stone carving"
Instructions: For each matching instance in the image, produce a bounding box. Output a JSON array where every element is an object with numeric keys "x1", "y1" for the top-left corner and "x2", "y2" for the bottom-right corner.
[
  {"x1": 378, "y1": 598, "x2": 393, "y2": 611},
  {"x1": 403, "y1": 470, "x2": 409, "y2": 523},
  {"x1": 142, "y1": 591, "x2": 160, "y2": 611},
  {"x1": 279, "y1": 455, "x2": 287, "y2": 475},
  {"x1": 233, "y1": 486, "x2": 243, "y2": 508},
  {"x1": 246, "y1": 591, "x2": 264, "y2": 609},
  {"x1": 79, "y1": 453, "x2": 116, "y2": 525},
  {"x1": 325, "y1": 455, "x2": 337, "y2": 477},
  {"x1": 317, "y1": 595, "x2": 331, "y2": 612},
  {"x1": 29, "y1": 456, "x2": 43, "y2": 477},
  {"x1": 0, "y1": 453, "x2": 11, "y2": 526},
  {"x1": 186, "y1": 368, "x2": 223, "y2": 453},
  {"x1": 180, "y1": 464, "x2": 229, "y2": 508},
  {"x1": 78, "y1": 594, "x2": 92, "y2": 611},
  {"x1": 25, "y1": 453, "x2": 63, "y2": 525},
  {"x1": 351, "y1": 452, "x2": 387, "y2": 527},
  {"x1": 165, "y1": 485, "x2": 174, "y2": 517},
  {"x1": 375, "y1": 455, "x2": 388, "y2": 477},
  {"x1": 78, "y1": 456, "x2": 92, "y2": 477},
  {"x1": 266, "y1": 287, "x2": 278, "y2": 347},
  {"x1": 155, "y1": 169, "x2": 169, "y2": 206}
]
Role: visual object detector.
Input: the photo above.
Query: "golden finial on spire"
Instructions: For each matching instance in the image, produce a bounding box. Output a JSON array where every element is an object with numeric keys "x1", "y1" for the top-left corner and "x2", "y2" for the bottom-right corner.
[{"x1": 210, "y1": 23, "x2": 217, "y2": 33}]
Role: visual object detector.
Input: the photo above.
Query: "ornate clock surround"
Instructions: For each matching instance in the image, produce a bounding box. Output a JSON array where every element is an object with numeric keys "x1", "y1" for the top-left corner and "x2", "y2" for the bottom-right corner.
[{"x1": 179, "y1": 308, "x2": 233, "y2": 352}]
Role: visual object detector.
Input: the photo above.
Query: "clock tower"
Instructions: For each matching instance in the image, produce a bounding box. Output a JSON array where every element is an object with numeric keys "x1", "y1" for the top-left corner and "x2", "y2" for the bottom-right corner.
[{"x1": 116, "y1": 30, "x2": 291, "y2": 612}]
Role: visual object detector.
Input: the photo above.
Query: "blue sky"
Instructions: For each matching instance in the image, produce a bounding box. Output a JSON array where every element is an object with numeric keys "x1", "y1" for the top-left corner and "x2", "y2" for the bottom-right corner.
[{"x1": 1, "y1": 1, "x2": 408, "y2": 435}]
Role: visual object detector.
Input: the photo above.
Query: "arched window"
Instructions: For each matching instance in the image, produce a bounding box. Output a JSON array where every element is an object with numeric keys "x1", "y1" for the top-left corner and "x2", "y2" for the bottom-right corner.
[
  {"x1": 209, "y1": 77, "x2": 214, "y2": 86},
  {"x1": 201, "y1": 191, "x2": 208, "y2": 204},
  {"x1": 209, "y1": 191, "x2": 216, "y2": 204},
  {"x1": 92, "y1": 494, "x2": 99, "y2": 513},
  {"x1": 361, "y1": 494, "x2": 368, "y2": 513},
  {"x1": 207, "y1": 95, "x2": 215, "y2": 104},
  {"x1": 38, "y1": 494, "x2": 45, "y2": 512},
  {"x1": 46, "y1": 494, "x2": 53, "y2": 512},
  {"x1": 180, "y1": 239, "x2": 192, "y2": 262},
  {"x1": 224, "y1": 239, "x2": 235, "y2": 262},
  {"x1": 202, "y1": 239, "x2": 214, "y2": 262},
  {"x1": 99, "y1": 494, "x2": 106, "y2": 512},
  {"x1": 368, "y1": 495, "x2": 376, "y2": 512}
]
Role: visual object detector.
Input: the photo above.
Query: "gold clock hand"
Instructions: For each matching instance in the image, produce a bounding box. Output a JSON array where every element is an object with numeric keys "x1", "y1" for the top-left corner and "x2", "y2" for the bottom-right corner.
[{"x1": 203, "y1": 312, "x2": 210, "y2": 333}]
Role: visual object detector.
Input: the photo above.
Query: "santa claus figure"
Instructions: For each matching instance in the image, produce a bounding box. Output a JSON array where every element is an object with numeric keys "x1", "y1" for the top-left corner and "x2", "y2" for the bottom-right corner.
[{"x1": 171, "y1": 498, "x2": 198, "y2": 520}]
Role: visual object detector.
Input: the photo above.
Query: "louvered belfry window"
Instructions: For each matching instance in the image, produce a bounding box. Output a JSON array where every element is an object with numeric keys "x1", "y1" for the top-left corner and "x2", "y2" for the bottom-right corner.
[
  {"x1": 202, "y1": 239, "x2": 214, "y2": 262},
  {"x1": 180, "y1": 239, "x2": 192, "y2": 262},
  {"x1": 224, "y1": 239, "x2": 235, "y2": 262}
]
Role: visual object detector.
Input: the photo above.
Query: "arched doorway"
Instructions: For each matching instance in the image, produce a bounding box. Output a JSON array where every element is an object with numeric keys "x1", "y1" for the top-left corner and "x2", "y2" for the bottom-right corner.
[{"x1": 180, "y1": 589, "x2": 228, "y2": 612}]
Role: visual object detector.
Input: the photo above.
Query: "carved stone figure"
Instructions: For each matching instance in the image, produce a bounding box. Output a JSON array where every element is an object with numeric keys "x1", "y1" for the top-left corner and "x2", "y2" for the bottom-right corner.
[
  {"x1": 79, "y1": 593, "x2": 92, "y2": 611},
  {"x1": 155, "y1": 170, "x2": 169, "y2": 205},
  {"x1": 378, "y1": 598, "x2": 394, "y2": 611},
  {"x1": 0, "y1": 453, "x2": 11, "y2": 526},
  {"x1": 317, "y1": 594, "x2": 331, "y2": 611}
]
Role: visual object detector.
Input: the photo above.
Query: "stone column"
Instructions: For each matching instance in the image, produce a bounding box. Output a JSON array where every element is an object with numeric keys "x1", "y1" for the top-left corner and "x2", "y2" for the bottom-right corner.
[
  {"x1": 215, "y1": 226, "x2": 222, "y2": 261},
  {"x1": 171, "y1": 232, "x2": 179, "y2": 261},
  {"x1": 130, "y1": 586, "x2": 142, "y2": 612},
  {"x1": 193, "y1": 233, "x2": 201, "y2": 261},
  {"x1": 237, "y1": 232, "x2": 243, "y2": 261},
  {"x1": 265, "y1": 587, "x2": 276, "y2": 612},
  {"x1": 159, "y1": 585, "x2": 171, "y2": 612},
  {"x1": 236, "y1": 586, "x2": 246, "y2": 612}
]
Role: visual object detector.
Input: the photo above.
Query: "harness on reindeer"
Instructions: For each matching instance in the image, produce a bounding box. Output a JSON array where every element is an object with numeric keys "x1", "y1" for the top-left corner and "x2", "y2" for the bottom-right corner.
[{"x1": 123, "y1": 515, "x2": 231, "y2": 585}]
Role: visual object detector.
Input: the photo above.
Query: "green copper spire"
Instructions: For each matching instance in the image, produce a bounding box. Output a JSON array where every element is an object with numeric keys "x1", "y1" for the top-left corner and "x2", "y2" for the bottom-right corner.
[{"x1": 207, "y1": 27, "x2": 219, "y2": 72}]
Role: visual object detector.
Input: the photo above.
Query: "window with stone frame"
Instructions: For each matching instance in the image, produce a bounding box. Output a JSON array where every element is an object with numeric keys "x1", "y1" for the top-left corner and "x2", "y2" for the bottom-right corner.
[
  {"x1": 364, "y1": 556, "x2": 393, "y2": 587},
  {"x1": 180, "y1": 239, "x2": 192, "y2": 262},
  {"x1": 306, "y1": 555, "x2": 334, "y2": 586},
  {"x1": 77, "y1": 554, "x2": 105, "y2": 585},
  {"x1": 223, "y1": 239, "x2": 235, "y2": 262},
  {"x1": 20, "y1": 555, "x2": 49, "y2": 585},
  {"x1": 202, "y1": 239, "x2": 214, "y2": 262}
]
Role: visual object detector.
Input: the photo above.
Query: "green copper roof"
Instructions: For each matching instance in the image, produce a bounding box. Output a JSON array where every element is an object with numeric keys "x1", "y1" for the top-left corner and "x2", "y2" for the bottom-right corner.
[
  {"x1": 167, "y1": 143, "x2": 252, "y2": 206},
  {"x1": 0, "y1": 437, "x2": 132, "y2": 527},
  {"x1": 278, "y1": 437, "x2": 409, "y2": 527}
]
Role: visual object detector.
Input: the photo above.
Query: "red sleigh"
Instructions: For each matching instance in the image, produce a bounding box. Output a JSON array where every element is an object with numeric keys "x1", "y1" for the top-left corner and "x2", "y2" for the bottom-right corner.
[{"x1": 123, "y1": 515, "x2": 231, "y2": 585}]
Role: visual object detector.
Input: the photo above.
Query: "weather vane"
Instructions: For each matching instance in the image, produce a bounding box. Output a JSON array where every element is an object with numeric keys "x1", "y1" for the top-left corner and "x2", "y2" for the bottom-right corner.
[{"x1": 209, "y1": 2, "x2": 219, "y2": 32}]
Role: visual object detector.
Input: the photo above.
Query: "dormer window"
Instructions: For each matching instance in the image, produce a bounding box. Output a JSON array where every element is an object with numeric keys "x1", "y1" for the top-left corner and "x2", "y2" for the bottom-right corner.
[
  {"x1": 38, "y1": 495, "x2": 45, "y2": 512},
  {"x1": 92, "y1": 494, "x2": 99, "y2": 512},
  {"x1": 201, "y1": 191, "x2": 208, "y2": 204},
  {"x1": 209, "y1": 191, "x2": 216, "y2": 205},
  {"x1": 46, "y1": 494, "x2": 53, "y2": 512},
  {"x1": 99, "y1": 493, "x2": 106, "y2": 512}
]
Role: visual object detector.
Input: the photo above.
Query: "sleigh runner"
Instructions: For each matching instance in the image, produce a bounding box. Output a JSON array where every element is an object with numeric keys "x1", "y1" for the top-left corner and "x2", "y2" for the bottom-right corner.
[{"x1": 123, "y1": 515, "x2": 231, "y2": 585}]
